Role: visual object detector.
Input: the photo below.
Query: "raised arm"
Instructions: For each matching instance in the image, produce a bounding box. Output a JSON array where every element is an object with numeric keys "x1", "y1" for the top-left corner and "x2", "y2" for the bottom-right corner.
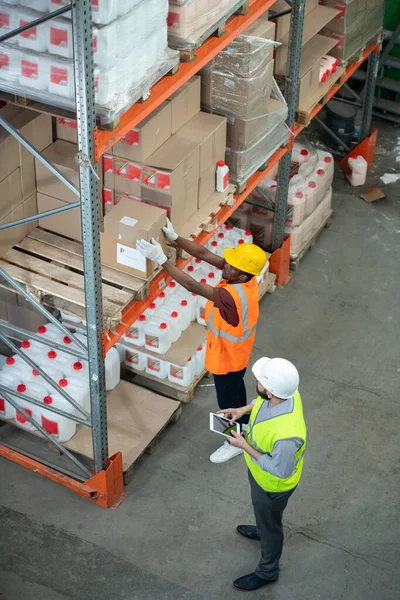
[{"x1": 163, "y1": 218, "x2": 224, "y2": 270}]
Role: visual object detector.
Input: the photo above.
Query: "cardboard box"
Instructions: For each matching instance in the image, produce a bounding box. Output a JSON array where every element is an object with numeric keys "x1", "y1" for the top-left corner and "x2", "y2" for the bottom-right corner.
[
  {"x1": 0, "y1": 204, "x2": 25, "y2": 258},
  {"x1": 141, "y1": 136, "x2": 200, "y2": 230},
  {"x1": 0, "y1": 124, "x2": 20, "y2": 184},
  {"x1": 244, "y1": 14, "x2": 275, "y2": 39},
  {"x1": 198, "y1": 166, "x2": 216, "y2": 208},
  {"x1": 1, "y1": 105, "x2": 53, "y2": 199},
  {"x1": 0, "y1": 169, "x2": 23, "y2": 222},
  {"x1": 201, "y1": 60, "x2": 275, "y2": 120},
  {"x1": 275, "y1": 0, "x2": 319, "y2": 41},
  {"x1": 112, "y1": 155, "x2": 143, "y2": 197},
  {"x1": 275, "y1": 29, "x2": 338, "y2": 76},
  {"x1": 23, "y1": 192, "x2": 38, "y2": 235},
  {"x1": 37, "y1": 192, "x2": 83, "y2": 241},
  {"x1": 175, "y1": 112, "x2": 226, "y2": 176},
  {"x1": 101, "y1": 199, "x2": 167, "y2": 279},
  {"x1": 112, "y1": 102, "x2": 172, "y2": 163},
  {"x1": 56, "y1": 117, "x2": 78, "y2": 143},
  {"x1": 35, "y1": 139, "x2": 103, "y2": 209},
  {"x1": 167, "y1": 76, "x2": 201, "y2": 134},
  {"x1": 226, "y1": 97, "x2": 288, "y2": 150},
  {"x1": 103, "y1": 154, "x2": 114, "y2": 188}
]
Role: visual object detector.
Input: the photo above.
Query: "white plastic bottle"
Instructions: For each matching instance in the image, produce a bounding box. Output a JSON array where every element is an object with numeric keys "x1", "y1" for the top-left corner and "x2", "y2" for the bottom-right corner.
[
  {"x1": 317, "y1": 150, "x2": 334, "y2": 183},
  {"x1": 188, "y1": 293, "x2": 199, "y2": 321},
  {"x1": 319, "y1": 66, "x2": 329, "y2": 82},
  {"x1": 0, "y1": 369, "x2": 18, "y2": 420},
  {"x1": 315, "y1": 167, "x2": 330, "y2": 194},
  {"x1": 36, "y1": 323, "x2": 64, "y2": 344},
  {"x1": 292, "y1": 144, "x2": 310, "y2": 165},
  {"x1": 207, "y1": 239, "x2": 224, "y2": 257},
  {"x1": 124, "y1": 314, "x2": 147, "y2": 346},
  {"x1": 286, "y1": 191, "x2": 306, "y2": 227},
  {"x1": 18, "y1": 10, "x2": 49, "y2": 52},
  {"x1": 346, "y1": 155, "x2": 367, "y2": 186},
  {"x1": 58, "y1": 376, "x2": 90, "y2": 413},
  {"x1": 195, "y1": 345, "x2": 206, "y2": 376},
  {"x1": 216, "y1": 160, "x2": 230, "y2": 192},
  {"x1": 105, "y1": 346, "x2": 120, "y2": 391},
  {"x1": 14, "y1": 383, "x2": 41, "y2": 431},
  {"x1": 196, "y1": 296, "x2": 208, "y2": 327},
  {"x1": 3, "y1": 355, "x2": 37, "y2": 382},
  {"x1": 39, "y1": 392, "x2": 77, "y2": 442},
  {"x1": 169, "y1": 299, "x2": 191, "y2": 331},
  {"x1": 48, "y1": 18, "x2": 73, "y2": 58},
  {"x1": 124, "y1": 347, "x2": 147, "y2": 371},
  {"x1": 145, "y1": 355, "x2": 169, "y2": 379},
  {"x1": 156, "y1": 309, "x2": 181, "y2": 343},
  {"x1": 168, "y1": 357, "x2": 195, "y2": 387},
  {"x1": 20, "y1": 339, "x2": 49, "y2": 368},
  {"x1": 144, "y1": 320, "x2": 172, "y2": 354}
]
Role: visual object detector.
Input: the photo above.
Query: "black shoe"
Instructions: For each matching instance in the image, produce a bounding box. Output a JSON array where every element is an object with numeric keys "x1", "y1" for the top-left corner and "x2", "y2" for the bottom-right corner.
[
  {"x1": 233, "y1": 572, "x2": 278, "y2": 591},
  {"x1": 236, "y1": 525, "x2": 261, "y2": 541}
]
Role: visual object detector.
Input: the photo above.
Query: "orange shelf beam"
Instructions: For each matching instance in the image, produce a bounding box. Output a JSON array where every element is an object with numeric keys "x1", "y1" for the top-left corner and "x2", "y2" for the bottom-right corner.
[
  {"x1": 94, "y1": 0, "x2": 276, "y2": 161},
  {"x1": 102, "y1": 144, "x2": 288, "y2": 353}
]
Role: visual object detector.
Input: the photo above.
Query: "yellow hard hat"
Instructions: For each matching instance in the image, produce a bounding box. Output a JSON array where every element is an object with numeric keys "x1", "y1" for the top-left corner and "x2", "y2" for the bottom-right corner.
[{"x1": 224, "y1": 243, "x2": 267, "y2": 276}]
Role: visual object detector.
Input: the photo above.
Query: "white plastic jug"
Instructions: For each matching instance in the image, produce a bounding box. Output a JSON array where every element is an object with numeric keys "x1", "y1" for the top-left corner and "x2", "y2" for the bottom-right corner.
[
  {"x1": 188, "y1": 293, "x2": 199, "y2": 321},
  {"x1": 0, "y1": 369, "x2": 18, "y2": 419},
  {"x1": 196, "y1": 296, "x2": 208, "y2": 327},
  {"x1": 304, "y1": 180, "x2": 319, "y2": 216},
  {"x1": 48, "y1": 58, "x2": 75, "y2": 98},
  {"x1": 36, "y1": 323, "x2": 64, "y2": 345},
  {"x1": 144, "y1": 320, "x2": 172, "y2": 354},
  {"x1": 292, "y1": 143, "x2": 310, "y2": 165},
  {"x1": 156, "y1": 308, "x2": 181, "y2": 343},
  {"x1": 124, "y1": 314, "x2": 147, "y2": 346},
  {"x1": 58, "y1": 375, "x2": 90, "y2": 413},
  {"x1": 317, "y1": 150, "x2": 334, "y2": 182},
  {"x1": 31, "y1": 362, "x2": 64, "y2": 385},
  {"x1": 195, "y1": 344, "x2": 206, "y2": 376},
  {"x1": 105, "y1": 346, "x2": 120, "y2": 391},
  {"x1": 145, "y1": 354, "x2": 169, "y2": 379},
  {"x1": 14, "y1": 382, "x2": 41, "y2": 431},
  {"x1": 0, "y1": 5, "x2": 18, "y2": 43},
  {"x1": 3, "y1": 355, "x2": 38, "y2": 382},
  {"x1": 39, "y1": 392, "x2": 77, "y2": 442},
  {"x1": 286, "y1": 191, "x2": 306, "y2": 227},
  {"x1": 346, "y1": 155, "x2": 367, "y2": 187},
  {"x1": 18, "y1": 52, "x2": 50, "y2": 91},
  {"x1": 48, "y1": 18, "x2": 73, "y2": 58},
  {"x1": 18, "y1": 10, "x2": 49, "y2": 52},
  {"x1": 125, "y1": 347, "x2": 147, "y2": 371},
  {"x1": 20, "y1": 339, "x2": 49, "y2": 369},
  {"x1": 168, "y1": 357, "x2": 195, "y2": 387}
]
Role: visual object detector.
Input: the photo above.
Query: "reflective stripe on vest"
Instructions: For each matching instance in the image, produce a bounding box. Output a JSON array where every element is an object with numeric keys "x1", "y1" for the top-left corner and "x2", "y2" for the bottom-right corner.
[{"x1": 206, "y1": 283, "x2": 256, "y2": 343}]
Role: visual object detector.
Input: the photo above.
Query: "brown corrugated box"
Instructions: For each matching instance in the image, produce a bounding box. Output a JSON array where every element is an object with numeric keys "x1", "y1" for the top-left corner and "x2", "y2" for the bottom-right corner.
[
  {"x1": 0, "y1": 169, "x2": 23, "y2": 222},
  {"x1": 56, "y1": 117, "x2": 78, "y2": 143},
  {"x1": 275, "y1": 0, "x2": 319, "y2": 41},
  {"x1": 112, "y1": 102, "x2": 172, "y2": 163},
  {"x1": 167, "y1": 76, "x2": 201, "y2": 134},
  {"x1": 201, "y1": 60, "x2": 275, "y2": 120},
  {"x1": 0, "y1": 204, "x2": 25, "y2": 258},
  {"x1": 37, "y1": 193, "x2": 83, "y2": 241},
  {"x1": 226, "y1": 97, "x2": 288, "y2": 150},
  {"x1": 198, "y1": 166, "x2": 216, "y2": 208},
  {"x1": 175, "y1": 112, "x2": 226, "y2": 176},
  {"x1": 244, "y1": 14, "x2": 275, "y2": 39},
  {"x1": 112, "y1": 155, "x2": 143, "y2": 197},
  {"x1": 100, "y1": 199, "x2": 167, "y2": 278},
  {"x1": 0, "y1": 124, "x2": 20, "y2": 183}
]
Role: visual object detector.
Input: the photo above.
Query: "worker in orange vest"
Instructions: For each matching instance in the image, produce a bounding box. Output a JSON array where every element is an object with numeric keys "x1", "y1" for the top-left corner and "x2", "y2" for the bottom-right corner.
[{"x1": 137, "y1": 219, "x2": 267, "y2": 464}]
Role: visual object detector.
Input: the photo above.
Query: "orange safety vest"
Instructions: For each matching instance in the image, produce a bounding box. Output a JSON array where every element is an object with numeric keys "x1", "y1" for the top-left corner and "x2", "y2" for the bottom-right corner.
[{"x1": 204, "y1": 278, "x2": 259, "y2": 375}]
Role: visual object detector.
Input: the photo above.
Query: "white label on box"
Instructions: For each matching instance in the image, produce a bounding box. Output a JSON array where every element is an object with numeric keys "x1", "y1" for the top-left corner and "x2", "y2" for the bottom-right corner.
[
  {"x1": 117, "y1": 243, "x2": 146, "y2": 272},
  {"x1": 119, "y1": 216, "x2": 138, "y2": 227}
]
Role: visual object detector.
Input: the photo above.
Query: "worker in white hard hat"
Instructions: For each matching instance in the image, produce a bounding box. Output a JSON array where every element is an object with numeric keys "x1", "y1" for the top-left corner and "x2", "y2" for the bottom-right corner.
[{"x1": 218, "y1": 357, "x2": 307, "y2": 592}]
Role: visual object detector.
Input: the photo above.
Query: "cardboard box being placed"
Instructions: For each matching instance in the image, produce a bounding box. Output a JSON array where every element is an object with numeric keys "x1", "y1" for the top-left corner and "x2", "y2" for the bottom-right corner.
[
  {"x1": 167, "y1": 76, "x2": 201, "y2": 134},
  {"x1": 56, "y1": 118, "x2": 78, "y2": 143},
  {"x1": 112, "y1": 102, "x2": 172, "y2": 163},
  {"x1": 201, "y1": 60, "x2": 274, "y2": 120},
  {"x1": 101, "y1": 199, "x2": 167, "y2": 278},
  {"x1": 1, "y1": 105, "x2": 53, "y2": 200},
  {"x1": 37, "y1": 192, "x2": 83, "y2": 241},
  {"x1": 175, "y1": 112, "x2": 226, "y2": 176},
  {"x1": 141, "y1": 136, "x2": 200, "y2": 230}
]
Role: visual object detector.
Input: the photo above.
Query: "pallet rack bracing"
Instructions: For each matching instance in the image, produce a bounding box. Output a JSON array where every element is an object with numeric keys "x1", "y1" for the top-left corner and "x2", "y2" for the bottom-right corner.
[{"x1": 0, "y1": 0, "x2": 380, "y2": 506}]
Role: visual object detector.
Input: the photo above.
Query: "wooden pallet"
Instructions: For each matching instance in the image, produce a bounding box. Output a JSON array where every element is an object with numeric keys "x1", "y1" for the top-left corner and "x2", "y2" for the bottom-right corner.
[
  {"x1": 295, "y1": 68, "x2": 346, "y2": 126},
  {"x1": 172, "y1": 0, "x2": 249, "y2": 62},
  {"x1": 339, "y1": 31, "x2": 382, "y2": 67},
  {"x1": 122, "y1": 365, "x2": 211, "y2": 404},
  {"x1": 0, "y1": 228, "x2": 173, "y2": 329},
  {"x1": 290, "y1": 210, "x2": 333, "y2": 272}
]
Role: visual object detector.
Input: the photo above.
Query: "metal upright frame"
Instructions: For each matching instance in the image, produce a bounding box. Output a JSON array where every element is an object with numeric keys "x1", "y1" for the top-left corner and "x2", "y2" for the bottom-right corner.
[{"x1": 0, "y1": 0, "x2": 381, "y2": 505}]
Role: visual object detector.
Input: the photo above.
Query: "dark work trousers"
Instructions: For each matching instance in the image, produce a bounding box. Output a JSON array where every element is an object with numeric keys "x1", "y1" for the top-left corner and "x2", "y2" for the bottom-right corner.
[
  {"x1": 248, "y1": 470, "x2": 296, "y2": 581},
  {"x1": 213, "y1": 368, "x2": 248, "y2": 425}
]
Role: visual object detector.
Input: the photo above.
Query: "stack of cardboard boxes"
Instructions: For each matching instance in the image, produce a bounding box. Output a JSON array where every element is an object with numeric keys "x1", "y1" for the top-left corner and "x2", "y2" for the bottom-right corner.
[
  {"x1": 101, "y1": 76, "x2": 227, "y2": 233},
  {"x1": 0, "y1": 106, "x2": 52, "y2": 258},
  {"x1": 200, "y1": 15, "x2": 288, "y2": 185},
  {"x1": 319, "y1": 0, "x2": 385, "y2": 63},
  {"x1": 273, "y1": 0, "x2": 340, "y2": 114}
]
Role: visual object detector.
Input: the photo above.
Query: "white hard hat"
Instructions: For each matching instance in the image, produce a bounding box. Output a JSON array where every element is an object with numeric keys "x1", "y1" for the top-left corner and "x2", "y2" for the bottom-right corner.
[{"x1": 252, "y1": 357, "x2": 299, "y2": 399}]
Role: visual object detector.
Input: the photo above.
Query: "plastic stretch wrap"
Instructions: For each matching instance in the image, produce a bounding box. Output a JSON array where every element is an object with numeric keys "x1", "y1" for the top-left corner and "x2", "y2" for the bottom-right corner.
[
  {"x1": 0, "y1": 0, "x2": 179, "y2": 126},
  {"x1": 209, "y1": 36, "x2": 276, "y2": 78},
  {"x1": 167, "y1": 0, "x2": 242, "y2": 51},
  {"x1": 319, "y1": 0, "x2": 384, "y2": 61},
  {"x1": 201, "y1": 58, "x2": 275, "y2": 120}
]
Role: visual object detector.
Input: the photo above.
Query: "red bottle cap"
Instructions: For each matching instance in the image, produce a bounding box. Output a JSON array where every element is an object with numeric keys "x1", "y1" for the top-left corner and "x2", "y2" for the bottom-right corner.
[
  {"x1": 218, "y1": 233, "x2": 224, "y2": 239},
  {"x1": 271, "y1": 184, "x2": 277, "y2": 189},
  {"x1": 225, "y1": 224, "x2": 232, "y2": 231},
  {"x1": 63, "y1": 336, "x2": 72, "y2": 344},
  {"x1": 197, "y1": 345, "x2": 203, "y2": 351},
  {"x1": 44, "y1": 396, "x2": 53, "y2": 405},
  {"x1": 187, "y1": 357, "x2": 192, "y2": 362},
  {"x1": 32, "y1": 370, "x2": 39, "y2": 377},
  {"x1": 296, "y1": 192, "x2": 303, "y2": 198},
  {"x1": 217, "y1": 160, "x2": 225, "y2": 167},
  {"x1": 159, "y1": 292, "x2": 166, "y2": 299},
  {"x1": 21, "y1": 340, "x2": 30, "y2": 349},
  {"x1": 59, "y1": 378, "x2": 68, "y2": 387},
  {"x1": 208, "y1": 272, "x2": 215, "y2": 279},
  {"x1": 37, "y1": 325, "x2": 47, "y2": 334},
  {"x1": 73, "y1": 362, "x2": 83, "y2": 371},
  {"x1": 181, "y1": 300, "x2": 188, "y2": 306},
  {"x1": 238, "y1": 239, "x2": 244, "y2": 244},
  {"x1": 17, "y1": 384, "x2": 26, "y2": 393},
  {"x1": 171, "y1": 311, "x2": 178, "y2": 318},
  {"x1": 309, "y1": 181, "x2": 316, "y2": 188},
  {"x1": 48, "y1": 351, "x2": 57, "y2": 359},
  {"x1": 169, "y1": 282, "x2": 176, "y2": 288},
  {"x1": 317, "y1": 169, "x2": 325, "y2": 176},
  {"x1": 245, "y1": 230, "x2": 251, "y2": 235},
  {"x1": 187, "y1": 266, "x2": 194, "y2": 272},
  {"x1": 200, "y1": 278, "x2": 207, "y2": 284},
  {"x1": 195, "y1": 258, "x2": 202, "y2": 264},
  {"x1": 192, "y1": 293, "x2": 198, "y2": 298},
  {"x1": 6, "y1": 357, "x2": 15, "y2": 365},
  {"x1": 149, "y1": 303, "x2": 156, "y2": 309},
  {"x1": 160, "y1": 323, "x2": 167, "y2": 329},
  {"x1": 211, "y1": 241, "x2": 218, "y2": 247},
  {"x1": 301, "y1": 149, "x2": 309, "y2": 156},
  {"x1": 324, "y1": 156, "x2": 332, "y2": 163},
  {"x1": 139, "y1": 315, "x2": 146, "y2": 321}
]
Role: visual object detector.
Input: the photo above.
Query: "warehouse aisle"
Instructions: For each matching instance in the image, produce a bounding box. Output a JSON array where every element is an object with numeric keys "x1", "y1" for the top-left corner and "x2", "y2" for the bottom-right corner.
[{"x1": 1, "y1": 121, "x2": 399, "y2": 600}]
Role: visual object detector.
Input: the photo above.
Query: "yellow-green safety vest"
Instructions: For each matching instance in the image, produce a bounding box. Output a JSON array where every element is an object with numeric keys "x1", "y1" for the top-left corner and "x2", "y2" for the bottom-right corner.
[{"x1": 245, "y1": 391, "x2": 307, "y2": 492}]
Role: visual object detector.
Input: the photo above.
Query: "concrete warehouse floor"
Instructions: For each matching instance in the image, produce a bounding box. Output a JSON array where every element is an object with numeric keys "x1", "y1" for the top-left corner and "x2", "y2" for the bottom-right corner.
[{"x1": 1, "y1": 119, "x2": 400, "y2": 600}]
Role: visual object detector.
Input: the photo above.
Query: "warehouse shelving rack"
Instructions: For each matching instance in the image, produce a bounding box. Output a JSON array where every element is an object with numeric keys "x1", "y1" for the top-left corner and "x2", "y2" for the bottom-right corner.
[{"x1": 0, "y1": 0, "x2": 380, "y2": 507}]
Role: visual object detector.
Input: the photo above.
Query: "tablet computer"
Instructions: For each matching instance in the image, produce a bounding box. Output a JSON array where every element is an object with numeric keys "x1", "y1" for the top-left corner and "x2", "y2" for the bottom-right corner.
[{"x1": 209, "y1": 413, "x2": 240, "y2": 438}]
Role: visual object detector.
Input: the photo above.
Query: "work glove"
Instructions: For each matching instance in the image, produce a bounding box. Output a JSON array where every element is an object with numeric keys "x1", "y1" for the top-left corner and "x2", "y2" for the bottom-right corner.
[
  {"x1": 162, "y1": 218, "x2": 178, "y2": 241},
  {"x1": 136, "y1": 238, "x2": 168, "y2": 265}
]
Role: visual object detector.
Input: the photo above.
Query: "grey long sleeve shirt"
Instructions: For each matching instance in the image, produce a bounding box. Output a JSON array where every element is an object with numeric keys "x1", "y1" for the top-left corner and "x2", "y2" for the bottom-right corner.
[{"x1": 250, "y1": 397, "x2": 304, "y2": 479}]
